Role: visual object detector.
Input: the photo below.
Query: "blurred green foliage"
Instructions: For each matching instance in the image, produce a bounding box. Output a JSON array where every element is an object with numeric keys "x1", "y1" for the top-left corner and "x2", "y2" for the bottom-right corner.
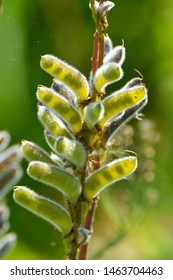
[{"x1": 0, "y1": 0, "x2": 173, "y2": 259}]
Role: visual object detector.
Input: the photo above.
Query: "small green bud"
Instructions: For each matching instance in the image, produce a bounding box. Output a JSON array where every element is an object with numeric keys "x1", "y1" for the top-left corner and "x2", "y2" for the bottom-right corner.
[
  {"x1": 94, "y1": 62, "x2": 123, "y2": 93},
  {"x1": 27, "y1": 161, "x2": 81, "y2": 204},
  {"x1": 37, "y1": 86, "x2": 82, "y2": 133},
  {"x1": 45, "y1": 133, "x2": 87, "y2": 169},
  {"x1": 83, "y1": 156, "x2": 137, "y2": 201},
  {"x1": 40, "y1": 55, "x2": 89, "y2": 101},
  {"x1": 13, "y1": 186, "x2": 72, "y2": 236},
  {"x1": 84, "y1": 102, "x2": 104, "y2": 129}
]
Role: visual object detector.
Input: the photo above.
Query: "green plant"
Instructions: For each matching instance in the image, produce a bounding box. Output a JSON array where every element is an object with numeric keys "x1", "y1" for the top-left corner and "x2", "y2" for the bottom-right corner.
[
  {"x1": 0, "y1": 130, "x2": 23, "y2": 259},
  {"x1": 13, "y1": 0, "x2": 148, "y2": 260}
]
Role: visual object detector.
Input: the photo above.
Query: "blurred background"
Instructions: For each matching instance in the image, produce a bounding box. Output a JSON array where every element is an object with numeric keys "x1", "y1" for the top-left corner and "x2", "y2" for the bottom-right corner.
[{"x1": 0, "y1": 0, "x2": 173, "y2": 259}]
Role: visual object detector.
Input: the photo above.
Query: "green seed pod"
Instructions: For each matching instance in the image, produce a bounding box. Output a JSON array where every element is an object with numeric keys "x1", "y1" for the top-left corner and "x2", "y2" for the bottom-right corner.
[
  {"x1": 104, "y1": 35, "x2": 113, "y2": 57},
  {"x1": 13, "y1": 186, "x2": 72, "y2": 236},
  {"x1": 123, "y1": 77, "x2": 143, "y2": 89},
  {"x1": 37, "y1": 86, "x2": 82, "y2": 134},
  {"x1": 104, "y1": 45, "x2": 126, "y2": 66},
  {"x1": 97, "y1": 1, "x2": 115, "y2": 17},
  {"x1": 83, "y1": 156, "x2": 137, "y2": 201},
  {"x1": 94, "y1": 62, "x2": 123, "y2": 93},
  {"x1": 52, "y1": 80, "x2": 77, "y2": 107},
  {"x1": 40, "y1": 55, "x2": 89, "y2": 101},
  {"x1": 0, "y1": 165, "x2": 23, "y2": 199},
  {"x1": 21, "y1": 140, "x2": 56, "y2": 165},
  {"x1": 0, "y1": 131, "x2": 10, "y2": 153},
  {"x1": 84, "y1": 102, "x2": 105, "y2": 129},
  {"x1": 38, "y1": 105, "x2": 74, "y2": 139},
  {"x1": 0, "y1": 233, "x2": 16, "y2": 259},
  {"x1": 45, "y1": 133, "x2": 87, "y2": 169},
  {"x1": 27, "y1": 161, "x2": 81, "y2": 204},
  {"x1": 98, "y1": 85, "x2": 147, "y2": 127}
]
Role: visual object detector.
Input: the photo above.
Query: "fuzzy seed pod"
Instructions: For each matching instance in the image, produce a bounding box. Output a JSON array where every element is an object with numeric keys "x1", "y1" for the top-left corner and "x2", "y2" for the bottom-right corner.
[
  {"x1": 104, "y1": 45, "x2": 126, "y2": 66},
  {"x1": 98, "y1": 85, "x2": 147, "y2": 127},
  {"x1": 94, "y1": 62, "x2": 123, "y2": 93},
  {"x1": 0, "y1": 233, "x2": 16, "y2": 259},
  {"x1": 38, "y1": 105, "x2": 74, "y2": 139},
  {"x1": 104, "y1": 36, "x2": 113, "y2": 57},
  {"x1": 84, "y1": 102, "x2": 105, "y2": 129},
  {"x1": 40, "y1": 55, "x2": 89, "y2": 101},
  {"x1": 83, "y1": 156, "x2": 137, "y2": 201},
  {"x1": 97, "y1": 1, "x2": 115, "y2": 17},
  {"x1": 27, "y1": 161, "x2": 81, "y2": 205},
  {"x1": 37, "y1": 86, "x2": 82, "y2": 134},
  {"x1": 13, "y1": 186, "x2": 72, "y2": 236},
  {"x1": 45, "y1": 133, "x2": 87, "y2": 169},
  {"x1": 0, "y1": 131, "x2": 10, "y2": 153}
]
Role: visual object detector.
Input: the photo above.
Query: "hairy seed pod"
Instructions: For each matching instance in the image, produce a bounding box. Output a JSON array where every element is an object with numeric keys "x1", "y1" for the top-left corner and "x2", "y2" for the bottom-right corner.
[
  {"x1": 97, "y1": 1, "x2": 115, "y2": 17},
  {"x1": 0, "y1": 145, "x2": 23, "y2": 172},
  {"x1": 0, "y1": 131, "x2": 10, "y2": 153},
  {"x1": 98, "y1": 85, "x2": 147, "y2": 127},
  {"x1": 27, "y1": 161, "x2": 81, "y2": 205},
  {"x1": 84, "y1": 102, "x2": 105, "y2": 129},
  {"x1": 52, "y1": 80, "x2": 77, "y2": 106},
  {"x1": 104, "y1": 35, "x2": 113, "y2": 57},
  {"x1": 0, "y1": 165, "x2": 23, "y2": 199},
  {"x1": 21, "y1": 140, "x2": 56, "y2": 165},
  {"x1": 0, "y1": 233, "x2": 16, "y2": 259},
  {"x1": 13, "y1": 186, "x2": 72, "y2": 236},
  {"x1": 0, "y1": 203, "x2": 10, "y2": 235},
  {"x1": 123, "y1": 77, "x2": 143, "y2": 89},
  {"x1": 40, "y1": 55, "x2": 89, "y2": 101},
  {"x1": 83, "y1": 156, "x2": 137, "y2": 201},
  {"x1": 38, "y1": 105, "x2": 74, "y2": 139},
  {"x1": 37, "y1": 86, "x2": 82, "y2": 133},
  {"x1": 94, "y1": 62, "x2": 123, "y2": 93},
  {"x1": 45, "y1": 133, "x2": 87, "y2": 169},
  {"x1": 104, "y1": 45, "x2": 126, "y2": 66}
]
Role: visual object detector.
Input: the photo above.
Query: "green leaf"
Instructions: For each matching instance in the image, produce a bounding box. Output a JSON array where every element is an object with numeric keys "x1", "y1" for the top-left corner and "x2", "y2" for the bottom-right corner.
[
  {"x1": 98, "y1": 85, "x2": 147, "y2": 127},
  {"x1": 94, "y1": 62, "x2": 123, "y2": 93},
  {"x1": 83, "y1": 156, "x2": 137, "y2": 201},
  {"x1": 84, "y1": 102, "x2": 104, "y2": 129},
  {"x1": 45, "y1": 133, "x2": 87, "y2": 169},
  {"x1": 37, "y1": 86, "x2": 82, "y2": 134},
  {"x1": 40, "y1": 55, "x2": 89, "y2": 101},
  {"x1": 13, "y1": 186, "x2": 72, "y2": 236},
  {"x1": 27, "y1": 161, "x2": 81, "y2": 205},
  {"x1": 38, "y1": 105, "x2": 74, "y2": 139}
]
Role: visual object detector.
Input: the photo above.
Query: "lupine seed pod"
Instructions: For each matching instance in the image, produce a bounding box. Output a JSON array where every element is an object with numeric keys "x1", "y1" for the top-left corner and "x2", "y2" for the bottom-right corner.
[
  {"x1": 104, "y1": 35, "x2": 113, "y2": 57},
  {"x1": 45, "y1": 133, "x2": 87, "y2": 169},
  {"x1": 98, "y1": 85, "x2": 147, "y2": 127},
  {"x1": 21, "y1": 140, "x2": 57, "y2": 165},
  {"x1": 40, "y1": 55, "x2": 89, "y2": 101},
  {"x1": 0, "y1": 165, "x2": 23, "y2": 198},
  {"x1": 123, "y1": 77, "x2": 143, "y2": 89},
  {"x1": 38, "y1": 105, "x2": 74, "y2": 139},
  {"x1": 0, "y1": 233, "x2": 16, "y2": 259},
  {"x1": 97, "y1": 1, "x2": 115, "y2": 17},
  {"x1": 0, "y1": 131, "x2": 10, "y2": 153},
  {"x1": 52, "y1": 80, "x2": 77, "y2": 107},
  {"x1": 94, "y1": 62, "x2": 123, "y2": 93},
  {"x1": 83, "y1": 156, "x2": 137, "y2": 201},
  {"x1": 0, "y1": 145, "x2": 23, "y2": 172},
  {"x1": 27, "y1": 161, "x2": 81, "y2": 205},
  {"x1": 104, "y1": 45, "x2": 126, "y2": 66},
  {"x1": 84, "y1": 102, "x2": 105, "y2": 129},
  {"x1": 0, "y1": 203, "x2": 10, "y2": 235},
  {"x1": 13, "y1": 186, "x2": 72, "y2": 236},
  {"x1": 37, "y1": 86, "x2": 82, "y2": 133}
]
